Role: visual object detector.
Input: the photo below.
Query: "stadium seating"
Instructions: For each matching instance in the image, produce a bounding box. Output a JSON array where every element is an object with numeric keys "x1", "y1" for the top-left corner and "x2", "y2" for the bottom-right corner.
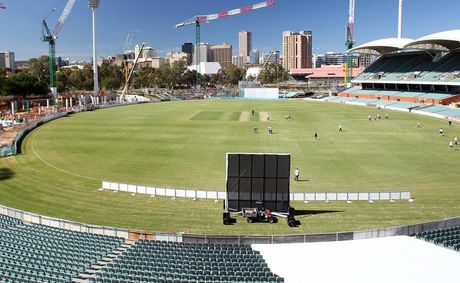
[
  {"x1": 386, "y1": 101, "x2": 424, "y2": 109},
  {"x1": 418, "y1": 105, "x2": 460, "y2": 117},
  {"x1": 92, "y1": 240, "x2": 284, "y2": 283},
  {"x1": 0, "y1": 214, "x2": 22, "y2": 230},
  {"x1": 355, "y1": 51, "x2": 460, "y2": 84},
  {"x1": 416, "y1": 226, "x2": 460, "y2": 251},
  {"x1": 0, "y1": 217, "x2": 124, "y2": 283}
]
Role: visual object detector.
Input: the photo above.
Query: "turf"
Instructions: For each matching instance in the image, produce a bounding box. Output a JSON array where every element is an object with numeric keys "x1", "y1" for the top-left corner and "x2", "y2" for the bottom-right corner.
[{"x1": 0, "y1": 99, "x2": 459, "y2": 235}]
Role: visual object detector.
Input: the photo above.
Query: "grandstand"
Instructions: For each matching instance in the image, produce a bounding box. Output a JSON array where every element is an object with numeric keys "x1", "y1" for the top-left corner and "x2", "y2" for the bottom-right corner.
[
  {"x1": 0, "y1": 214, "x2": 283, "y2": 283},
  {"x1": 341, "y1": 30, "x2": 460, "y2": 108},
  {"x1": 416, "y1": 226, "x2": 460, "y2": 251},
  {"x1": 93, "y1": 241, "x2": 283, "y2": 283},
  {"x1": 0, "y1": 214, "x2": 124, "y2": 282}
]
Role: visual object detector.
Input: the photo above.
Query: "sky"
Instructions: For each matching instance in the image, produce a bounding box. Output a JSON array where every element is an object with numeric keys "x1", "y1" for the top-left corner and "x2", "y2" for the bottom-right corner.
[{"x1": 1, "y1": 0, "x2": 460, "y2": 61}]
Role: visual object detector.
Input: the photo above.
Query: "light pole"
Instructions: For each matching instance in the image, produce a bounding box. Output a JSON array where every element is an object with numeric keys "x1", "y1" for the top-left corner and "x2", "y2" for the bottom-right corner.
[{"x1": 89, "y1": 0, "x2": 100, "y2": 100}]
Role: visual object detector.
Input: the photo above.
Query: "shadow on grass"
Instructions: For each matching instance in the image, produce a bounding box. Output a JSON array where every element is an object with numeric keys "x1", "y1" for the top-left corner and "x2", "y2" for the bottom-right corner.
[
  {"x1": 0, "y1": 168, "x2": 15, "y2": 181},
  {"x1": 292, "y1": 209, "x2": 344, "y2": 216}
]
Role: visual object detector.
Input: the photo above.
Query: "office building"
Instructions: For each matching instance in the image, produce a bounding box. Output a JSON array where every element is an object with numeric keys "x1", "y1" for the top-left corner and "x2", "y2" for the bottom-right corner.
[
  {"x1": 210, "y1": 43, "x2": 232, "y2": 68},
  {"x1": 325, "y1": 52, "x2": 347, "y2": 66},
  {"x1": 239, "y1": 31, "x2": 252, "y2": 63},
  {"x1": 194, "y1": 43, "x2": 211, "y2": 64},
  {"x1": 232, "y1": 55, "x2": 245, "y2": 68},
  {"x1": 282, "y1": 31, "x2": 312, "y2": 71},
  {"x1": 182, "y1": 42, "x2": 193, "y2": 65},
  {"x1": 262, "y1": 50, "x2": 280, "y2": 64},
  {"x1": 249, "y1": 49, "x2": 260, "y2": 64},
  {"x1": 313, "y1": 54, "x2": 325, "y2": 68}
]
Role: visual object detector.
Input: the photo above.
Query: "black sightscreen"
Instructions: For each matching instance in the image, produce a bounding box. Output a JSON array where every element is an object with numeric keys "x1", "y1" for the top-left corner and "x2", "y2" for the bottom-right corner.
[{"x1": 226, "y1": 153, "x2": 290, "y2": 213}]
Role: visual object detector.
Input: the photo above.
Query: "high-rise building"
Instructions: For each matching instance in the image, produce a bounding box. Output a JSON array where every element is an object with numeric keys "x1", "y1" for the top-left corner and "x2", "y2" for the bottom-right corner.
[
  {"x1": 249, "y1": 49, "x2": 260, "y2": 64},
  {"x1": 181, "y1": 42, "x2": 193, "y2": 65},
  {"x1": 232, "y1": 55, "x2": 244, "y2": 68},
  {"x1": 209, "y1": 43, "x2": 232, "y2": 68},
  {"x1": 0, "y1": 52, "x2": 15, "y2": 71},
  {"x1": 239, "y1": 31, "x2": 252, "y2": 63},
  {"x1": 282, "y1": 31, "x2": 312, "y2": 71},
  {"x1": 324, "y1": 52, "x2": 347, "y2": 66},
  {"x1": 313, "y1": 54, "x2": 325, "y2": 68},
  {"x1": 194, "y1": 43, "x2": 211, "y2": 64},
  {"x1": 262, "y1": 50, "x2": 280, "y2": 65}
]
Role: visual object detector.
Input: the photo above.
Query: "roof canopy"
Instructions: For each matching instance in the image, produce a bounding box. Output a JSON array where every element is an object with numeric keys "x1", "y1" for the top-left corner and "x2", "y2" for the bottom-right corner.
[
  {"x1": 348, "y1": 38, "x2": 414, "y2": 55},
  {"x1": 404, "y1": 30, "x2": 460, "y2": 51}
]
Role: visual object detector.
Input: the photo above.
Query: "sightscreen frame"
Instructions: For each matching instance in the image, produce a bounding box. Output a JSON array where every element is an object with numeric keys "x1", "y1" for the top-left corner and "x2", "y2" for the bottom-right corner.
[{"x1": 225, "y1": 153, "x2": 291, "y2": 213}]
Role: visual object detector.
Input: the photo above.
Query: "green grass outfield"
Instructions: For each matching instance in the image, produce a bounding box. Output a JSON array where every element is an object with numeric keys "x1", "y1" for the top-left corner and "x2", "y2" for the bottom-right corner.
[{"x1": 0, "y1": 99, "x2": 459, "y2": 235}]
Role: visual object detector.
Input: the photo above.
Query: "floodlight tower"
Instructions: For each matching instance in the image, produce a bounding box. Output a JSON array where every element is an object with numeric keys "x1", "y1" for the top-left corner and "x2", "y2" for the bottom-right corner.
[
  {"x1": 89, "y1": 0, "x2": 100, "y2": 98},
  {"x1": 345, "y1": 0, "x2": 355, "y2": 86},
  {"x1": 398, "y1": 0, "x2": 403, "y2": 38}
]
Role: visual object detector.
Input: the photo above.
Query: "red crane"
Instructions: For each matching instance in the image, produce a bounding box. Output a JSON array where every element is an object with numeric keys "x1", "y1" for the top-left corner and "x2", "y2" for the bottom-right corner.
[{"x1": 176, "y1": 0, "x2": 276, "y2": 87}]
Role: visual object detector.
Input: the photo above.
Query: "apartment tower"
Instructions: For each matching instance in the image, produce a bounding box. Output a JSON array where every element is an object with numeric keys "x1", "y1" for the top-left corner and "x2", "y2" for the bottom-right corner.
[{"x1": 282, "y1": 31, "x2": 312, "y2": 71}]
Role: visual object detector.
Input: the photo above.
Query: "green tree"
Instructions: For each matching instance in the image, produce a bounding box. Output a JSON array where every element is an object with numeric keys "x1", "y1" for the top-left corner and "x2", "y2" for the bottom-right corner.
[
  {"x1": 56, "y1": 68, "x2": 73, "y2": 92},
  {"x1": 258, "y1": 63, "x2": 289, "y2": 84},
  {"x1": 170, "y1": 60, "x2": 187, "y2": 88},
  {"x1": 0, "y1": 68, "x2": 5, "y2": 96},
  {"x1": 81, "y1": 64, "x2": 94, "y2": 91},
  {"x1": 99, "y1": 62, "x2": 124, "y2": 90},
  {"x1": 155, "y1": 64, "x2": 172, "y2": 88},
  {"x1": 218, "y1": 65, "x2": 245, "y2": 85},
  {"x1": 131, "y1": 67, "x2": 156, "y2": 89},
  {"x1": 3, "y1": 72, "x2": 48, "y2": 96},
  {"x1": 28, "y1": 56, "x2": 50, "y2": 87},
  {"x1": 68, "y1": 68, "x2": 85, "y2": 91}
]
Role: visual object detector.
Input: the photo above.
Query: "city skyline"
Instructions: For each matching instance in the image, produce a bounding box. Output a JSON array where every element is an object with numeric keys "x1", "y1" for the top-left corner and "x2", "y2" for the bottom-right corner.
[{"x1": 1, "y1": 0, "x2": 460, "y2": 61}]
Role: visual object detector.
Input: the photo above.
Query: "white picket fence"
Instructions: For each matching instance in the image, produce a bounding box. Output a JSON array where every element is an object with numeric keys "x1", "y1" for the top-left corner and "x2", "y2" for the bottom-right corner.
[{"x1": 101, "y1": 181, "x2": 411, "y2": 202}]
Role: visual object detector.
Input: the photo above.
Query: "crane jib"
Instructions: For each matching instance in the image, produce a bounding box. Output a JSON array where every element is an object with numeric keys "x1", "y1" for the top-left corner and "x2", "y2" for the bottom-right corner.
[{"x1": 194, "y1": 0, "x2": 275, "y2": 23}]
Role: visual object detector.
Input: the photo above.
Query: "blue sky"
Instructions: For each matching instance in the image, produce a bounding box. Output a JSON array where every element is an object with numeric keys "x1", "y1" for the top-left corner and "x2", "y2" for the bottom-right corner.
[{"x1": 1, "y1": 0, "x2": 459, "y2": 61}]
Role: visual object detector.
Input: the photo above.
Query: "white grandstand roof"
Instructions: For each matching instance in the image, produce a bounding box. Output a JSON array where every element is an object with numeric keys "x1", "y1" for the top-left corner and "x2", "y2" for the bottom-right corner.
[
  {"x1": 348, "y1": 38, "x2": 414, "y2": 55},
  {"x1": 404, "y1": 29, "x2": 460, "y2": 51}
]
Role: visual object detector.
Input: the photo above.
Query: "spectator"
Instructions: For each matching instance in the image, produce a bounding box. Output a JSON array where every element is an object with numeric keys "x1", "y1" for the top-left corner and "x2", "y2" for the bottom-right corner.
[{"x1": 294, "y1": 168, "x2": 299, "y2": 181}]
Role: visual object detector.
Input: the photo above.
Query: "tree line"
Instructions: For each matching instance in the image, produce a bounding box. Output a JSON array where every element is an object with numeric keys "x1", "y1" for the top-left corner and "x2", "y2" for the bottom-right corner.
[{"x1": 0, "y1": 55, "x2": 289, "y2": 97}]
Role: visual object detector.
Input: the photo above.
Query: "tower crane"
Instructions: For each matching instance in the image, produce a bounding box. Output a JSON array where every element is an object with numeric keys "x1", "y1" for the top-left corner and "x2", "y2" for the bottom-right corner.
[
  {"x1": 175, "y1": 0, "x2": 276, "y2": 88},
  {"x1": 42, "y1": 0, "x2": 76, "y2": 96},
  {"x1": 345, "y1": 0, "x2": 355, "y2": 86}
]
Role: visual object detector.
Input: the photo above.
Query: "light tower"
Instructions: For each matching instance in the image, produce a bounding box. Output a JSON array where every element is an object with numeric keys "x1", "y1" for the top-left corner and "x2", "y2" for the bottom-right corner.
[
  {"x1": 89, "y1": 0, "x2": 100, "y2": 99},
  {"x1": 398, "y1": 0, "x2": 403, "y2": 38}
]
